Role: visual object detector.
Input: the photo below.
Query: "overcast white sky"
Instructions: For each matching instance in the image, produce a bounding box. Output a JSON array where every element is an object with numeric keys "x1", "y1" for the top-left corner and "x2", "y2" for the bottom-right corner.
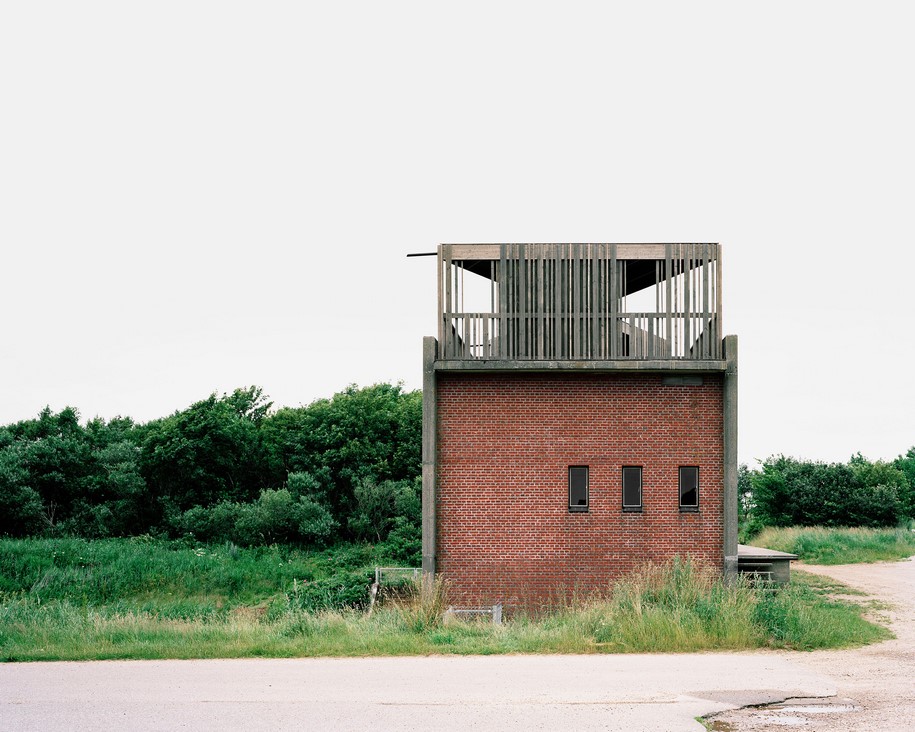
[{"x1": 2, "y1": 2, "x2": 913, "y2": 467}]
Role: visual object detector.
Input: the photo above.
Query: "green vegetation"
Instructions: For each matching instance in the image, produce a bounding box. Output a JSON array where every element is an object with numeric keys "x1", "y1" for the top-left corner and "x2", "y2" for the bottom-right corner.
[
  {"x1": 0, "y1": 383, "x2": 422, "y2": 564},
  {"x1": 752, "y1": 571, "x2": 891, "y2": 649},
  {"x1": 0, "y1": 541, "x2": 889, "y2": 661},
  {"x1": 753, "y1": 525, "x2": 915, "y2": 565},
  {"x1": 0, "y1": 384, "x2": 909, "y2": 660},
  {"x1": 739, "y1": 450, "x2": 915, "y2": 542}
]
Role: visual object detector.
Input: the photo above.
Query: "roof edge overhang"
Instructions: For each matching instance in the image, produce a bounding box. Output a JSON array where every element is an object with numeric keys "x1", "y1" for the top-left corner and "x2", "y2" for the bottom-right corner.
[
  {"x1": 442, "y1": 243, "x2": 719, "y2": 296},
  {"x1": 433, "y1": 359, "x2": 727, "y2": 373}
]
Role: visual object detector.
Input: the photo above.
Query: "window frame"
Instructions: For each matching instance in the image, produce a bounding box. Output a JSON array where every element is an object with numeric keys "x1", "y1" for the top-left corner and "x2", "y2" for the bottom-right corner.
[
  {"x1": 621, "y1": 466, "x2": 643, "y2": 512},
  {"x1": 679, "y1": 466, "x2": 699, "y2": 512},
  {"x1": 568, "y1": 465, "x2": 589, "y2": 513}
]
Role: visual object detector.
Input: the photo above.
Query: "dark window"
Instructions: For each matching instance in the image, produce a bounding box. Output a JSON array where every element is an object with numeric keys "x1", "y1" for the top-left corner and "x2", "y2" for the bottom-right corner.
[
  {"x1": 679, "y1": 466, "x2": 699, "y2": 511},
  {"x1": 569, "y1": 466, "x2": 589, "y2": 512},
  {"x1": 622, "y1": 466, "x2": 642, "y2": 511}
]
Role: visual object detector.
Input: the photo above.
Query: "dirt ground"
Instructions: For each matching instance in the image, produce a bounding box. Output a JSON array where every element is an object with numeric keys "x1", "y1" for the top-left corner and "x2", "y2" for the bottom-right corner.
[{"x1": 708, "y1": 556, "x2": 915, "y2": 731}]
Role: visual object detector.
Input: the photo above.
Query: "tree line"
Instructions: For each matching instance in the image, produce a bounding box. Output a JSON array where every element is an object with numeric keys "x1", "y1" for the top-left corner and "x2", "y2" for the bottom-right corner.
[
  {"x1": 0, "y1": 384, "x2": 422, "y2": 561},
  {"x1": 739, "y1": 449, "x2": 915, "y2": 540},
  {"x1": 2, "y1": 379, "x2": 912, "y2": 552}
]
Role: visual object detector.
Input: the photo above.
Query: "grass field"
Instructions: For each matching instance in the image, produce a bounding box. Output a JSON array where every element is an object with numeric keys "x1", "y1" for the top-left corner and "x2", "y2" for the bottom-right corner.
[
  {"x1": 752, "y1": 525, "x2": 915, "y2": 564},
  {"x1": 0, "y1": 537, "x2": 892, "y2": 661}
]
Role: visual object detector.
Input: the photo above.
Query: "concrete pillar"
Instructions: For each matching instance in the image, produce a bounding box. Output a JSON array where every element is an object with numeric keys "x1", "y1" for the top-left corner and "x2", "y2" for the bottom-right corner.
[
  {"x1": 723, "y1": 334, "x2": 739, "y2": 582},
  {"x1": 421, "y1": 336, "x2": 438, "y2": 578}
]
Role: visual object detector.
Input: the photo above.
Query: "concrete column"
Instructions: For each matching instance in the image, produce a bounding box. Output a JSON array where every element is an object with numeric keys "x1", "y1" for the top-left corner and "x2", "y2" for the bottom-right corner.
[
  {"x1": 421, "y1": 336, "x2": 438, "y2": 578},
  {"x1": 723, "y1": 334, "x2": 739, "y2": 582}
]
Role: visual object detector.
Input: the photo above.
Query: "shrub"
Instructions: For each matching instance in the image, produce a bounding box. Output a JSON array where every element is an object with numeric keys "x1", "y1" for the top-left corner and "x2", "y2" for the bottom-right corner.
[
  {"x1": 382, "y1": 516, "x2": 421, "y2": 565},
  {"x1": 286, "y1": 571, "x2": 372, "y2": 612},
  {"x1": 349, "y1": 478, "x2": 416, "y2": 543},
  {"x1": 174, "y1": 490, "x2": 336, "y2": 547},
  {"x1": 892, "y1": 447, "x2": 915, "y2": 519},
  {"x1": 752, "y1": 456, "x2": 901, "y2": 528},
  {"x1": 0, "y1": 447, "x2": 45, "y2": 536}
]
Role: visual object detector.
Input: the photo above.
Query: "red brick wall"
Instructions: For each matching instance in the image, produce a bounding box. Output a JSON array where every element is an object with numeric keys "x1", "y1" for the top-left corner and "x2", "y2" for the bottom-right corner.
[{"x1": 436, "y1": 371, "x2": 724, "y2": 609}]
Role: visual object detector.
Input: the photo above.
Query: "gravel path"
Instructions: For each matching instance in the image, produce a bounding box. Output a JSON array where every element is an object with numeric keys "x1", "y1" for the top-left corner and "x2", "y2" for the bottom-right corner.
[{"x1": 709, "y1": 556, "x2": 915, "y2": 731}]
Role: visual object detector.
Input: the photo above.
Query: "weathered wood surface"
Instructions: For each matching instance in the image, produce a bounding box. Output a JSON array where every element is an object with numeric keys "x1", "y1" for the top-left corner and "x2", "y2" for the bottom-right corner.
[{"x1": 438, "y1": 243, "x2": 722, "y2": 361}]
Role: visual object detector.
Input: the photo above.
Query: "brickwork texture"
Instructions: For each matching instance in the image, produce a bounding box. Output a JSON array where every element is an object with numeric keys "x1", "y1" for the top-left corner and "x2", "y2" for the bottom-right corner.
[{"x1": 436, "y1": 371, "x2": 724, "y2": 609}]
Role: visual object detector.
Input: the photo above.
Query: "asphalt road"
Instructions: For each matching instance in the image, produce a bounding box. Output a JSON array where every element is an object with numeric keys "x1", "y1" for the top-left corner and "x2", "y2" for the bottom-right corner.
[{"x1": 0, "y1": 653, "x2": 834, "y2": 731}]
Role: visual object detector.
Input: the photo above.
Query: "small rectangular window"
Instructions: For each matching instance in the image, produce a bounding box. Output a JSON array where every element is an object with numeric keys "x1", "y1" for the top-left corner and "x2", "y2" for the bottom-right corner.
[
  {"x1": 622, "y1": 466, "x2": 642, "y2": 511},
  {"x1": 569, "y1": 466, "x2": 589, "y2": 512},
  {"x1": 679, "y1": 466, "x2": 699, "y2": 511}
]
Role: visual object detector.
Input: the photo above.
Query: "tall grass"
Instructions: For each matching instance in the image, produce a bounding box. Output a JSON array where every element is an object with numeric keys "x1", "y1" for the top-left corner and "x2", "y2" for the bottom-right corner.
[
  {"x1": 0, "y1": 539, "x2": 890, "y2": 661},
  {"x1": 753, "y1": 525, "x2": 915, "y2": 564},
  {"x1": 0, "y1": 536, "x2": 377, "y2": 613},
  {"x1": 751, "y1": 572, "x2": 890, "y2": 649}
]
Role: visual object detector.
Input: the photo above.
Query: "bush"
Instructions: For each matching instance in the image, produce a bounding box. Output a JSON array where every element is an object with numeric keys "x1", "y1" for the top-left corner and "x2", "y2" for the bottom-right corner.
[
  {"x1": 286, "y1": 571, "x2": 372, "y2": 611},
  {"x1": 892, "y1": 447, "x2": 915, "y2": 519},
  {"x1": 382, "y1": 516, "x2": 421, "y2": 565},
  {"x1": 752, "y1": 456, "x2": 901, "y2": 529},
  {"x1": 174, "y1": 489, "x2": 336, "y2": 547},
  {"x1": 235, "y1": 489, "x2": 337, "y2": 546},
  {"x1": 175, "y1": 502, "x2": 241, "y2": 544},
  {"x1": 0, "y1": 447, "x2": 45, "y2": 536},
  {"x1": 349, "y1": 478, "x2": 416, "y2": 543}
]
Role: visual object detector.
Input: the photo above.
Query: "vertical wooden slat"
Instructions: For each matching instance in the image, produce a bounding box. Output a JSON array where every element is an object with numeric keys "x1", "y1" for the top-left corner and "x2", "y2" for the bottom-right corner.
[
  {"x1": 702, "y1": 244, "x2": 711, "y2": 358},
  {"x1": 518, "y1": 244, "x2": 527, "y2": 359},
  {"x1": 665, "y1": 244, "x2": 673, "y2": 359},
  {"x1": 552, "y1": 245, "x2": 557, "y2": 359},
  {"x1": 469, "y1": 313, "x2": 475, "y2": 359},
  {"x1": 588, "y1": 244, "x2": 600, "y2": 358},
  {"x1": 656, "y1": 259, "x2": 664, "y2": 355},
  {"x1": 574, "y1": 243, "x2": 582, "y2": 358},
  {"x1": 515, "y1": 243, "x2": 521, "y2": 359},
  {"x1": 436, "y1": 244, "x2": 447, "y2": 353},
  {"x1": 499, "y1": 244, "x2": 507, "y2": 359},
  {"x1": 711, "y1": 244, "x2": 717, "y2": 357},
  {"x1": 599, "y1": 244, "x2": 607, "y2": 358},
  {"x1": 545, "y1": 246, "x2": 550, "y2": 358},
  {"x1": 676, "y1": 244, "x2": 682, "y2": 357},
  {"x1": 564, "y1": 244, "x2": 570, "y2": 359},
  {"x1": 622, "y1": 258, "x2": 628, "y2": 357},
  {"x1": 511, "y1": 244, "x2": 519, "y2": 359},
  {"x1": 443, "y1": 245, "x2": 452, "y2": 357},
  {"x1": 683, "y1": 244, "x2": 693, "y2": 356},
  {"x1": 716, "y1": 244, "x2": 723, "y2": 359},
  {"x1": 536, "y1": 246, "x2": 544, "y2": 359},
  {"x1": 488, "y1": 260, "x2": 495, "y2": 358},
  {"x1": 553, "y1": 244, "x2": 566, "y2": 358},
  {"x1": 609, "y1": 244, "x2": 618, "y2": 359}
]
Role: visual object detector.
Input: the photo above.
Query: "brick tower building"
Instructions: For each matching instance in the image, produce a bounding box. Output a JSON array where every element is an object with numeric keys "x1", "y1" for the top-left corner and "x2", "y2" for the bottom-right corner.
[{"x1": 421, "y1": 244, "x2": 738, "y2": 608}]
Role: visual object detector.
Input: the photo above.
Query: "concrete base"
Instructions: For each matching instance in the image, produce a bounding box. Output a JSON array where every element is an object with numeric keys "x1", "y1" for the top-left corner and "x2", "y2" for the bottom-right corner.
[{"x1": 737, "y1": 544, "x2": 798, "y2": 585}]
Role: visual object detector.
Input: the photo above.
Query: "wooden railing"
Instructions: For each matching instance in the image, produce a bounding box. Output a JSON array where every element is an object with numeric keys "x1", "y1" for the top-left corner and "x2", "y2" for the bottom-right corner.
[{"x1": 440, "y1": 311, "x2": 721, "y2": 361}]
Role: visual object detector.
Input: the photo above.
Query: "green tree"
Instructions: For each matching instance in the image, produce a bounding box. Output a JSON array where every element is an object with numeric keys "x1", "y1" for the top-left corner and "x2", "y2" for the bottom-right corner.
[
  {"x1": 349, "y1": 477, "x2": 414, "y2": 543},
  {"x1": 9, "y1": 407, "x2": 93, "y2": 529},
  {"x1": 893, "y1": 447, "x2": 915, "y2": 519},
  {"x1": 140, "y1": 388, "x2": 271, "y2": 516},
  {"x1": 0, "y1": 438, "x2": 45, "y2": 536},
  {"x1": 737, "y1": 463, "x2": 764, "y2": 541},
  {"x1": 261, "y1": 383, "x2": 421, "y2": 531},
  {"x1": 752, "y1": 455, "x2": 901, "y2": 529}
]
